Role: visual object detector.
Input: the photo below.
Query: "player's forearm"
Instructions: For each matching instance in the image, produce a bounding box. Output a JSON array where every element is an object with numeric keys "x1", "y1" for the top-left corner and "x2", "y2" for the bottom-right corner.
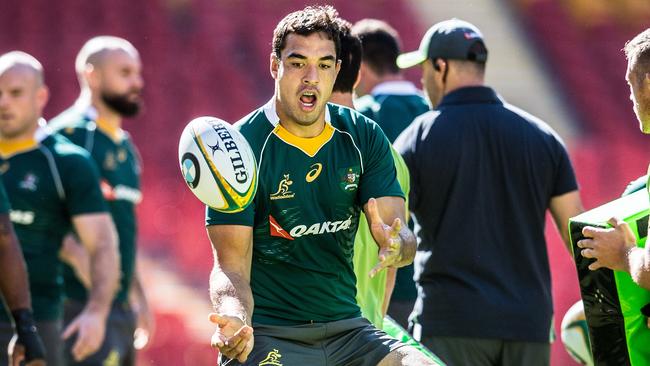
[
  {"x1": 86, "y1": 237, "x2": 120, "y2": 316},
  {"x1": 210, "y1": 267, "x2": 253, "y2": 324},
  {"x1": 627, "y1": 247, "x2": 650, "y2": 290},
  {"x1": 0, "y1": 229, "x2": 31, "y2": 310}
]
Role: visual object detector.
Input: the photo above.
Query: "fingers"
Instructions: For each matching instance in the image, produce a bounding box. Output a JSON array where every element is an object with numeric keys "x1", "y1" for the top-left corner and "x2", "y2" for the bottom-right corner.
[
  {"x1": 582, "y1": 225, "x2": 607, "y2": 238},
  {"x1": 215, "y1": 326, "x2": 253, "y2": 362},
  {"x1": 62, "y1": 318, "x2": 79, "y2": 340},
  {"x1": 389, "y1": 217, "x2": 402, "y2": 238},
  {"x1": 209, "y1": 313, "x2": 230, "y2": 327},
  {"x1": 238, "y1": 337, "x2": 255, "y2": 363},
  {"x1": 10, "y1": 344, "x2": 24, "y2": 366}
]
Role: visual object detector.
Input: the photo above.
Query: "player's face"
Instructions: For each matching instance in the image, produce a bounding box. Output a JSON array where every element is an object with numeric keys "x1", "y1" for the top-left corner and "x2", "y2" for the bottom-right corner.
[
  {"x1": 96, "y1": 50, "x2": 143, "y2": 117},
  {"x1": 271, "y1": 32, "x2": 340, "y2": 132},
  {"x1": 421, "y1": 59, "x2": 441, "y2": 108},
  {"x1": 0, "y1": 66, "x2": 48, "y2": 140},
  {"x1": 626, "y1": 60, "x2": 650, "y2": 134}
]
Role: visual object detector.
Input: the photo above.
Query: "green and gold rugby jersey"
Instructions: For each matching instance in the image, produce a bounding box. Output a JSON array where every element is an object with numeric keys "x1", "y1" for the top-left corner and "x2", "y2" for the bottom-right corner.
[
  {"x1": 49, "y1": 106, "x2": 142, "y2": 304},
  {"x1": 0, "y1": 126, "x2": 107, "y2": 321},
  {"x1": 206, "y1": 100, "x2": 404, "y2": 326}
]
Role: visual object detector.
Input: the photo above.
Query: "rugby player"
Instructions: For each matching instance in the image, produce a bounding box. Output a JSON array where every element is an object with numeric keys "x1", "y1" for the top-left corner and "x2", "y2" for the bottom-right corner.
[
  {"x1": 0, "y1": 51, "x2": 119, "y2": 366},
  {"x1": 49, "y1": 36, "x2": 153, "y2": 366},
  {"x1": 578, "y1": 28, "x2": 650, "y2": 289},
  {"x1": 206, "y1": 6, "x2": 435, "y2": 366}
]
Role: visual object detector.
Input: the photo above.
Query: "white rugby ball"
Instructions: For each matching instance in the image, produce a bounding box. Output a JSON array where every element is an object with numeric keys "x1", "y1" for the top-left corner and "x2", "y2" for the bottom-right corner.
[
  {"x1": 178, "y1": 116, "x2": 257, "y2": 213},
  {"x1": 561, "y1": 300, "x2": 594, "y2": 366}
]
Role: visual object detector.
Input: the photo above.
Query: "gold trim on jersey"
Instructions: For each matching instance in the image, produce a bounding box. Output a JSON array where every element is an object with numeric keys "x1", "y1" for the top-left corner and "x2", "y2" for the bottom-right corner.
[
  {"x1": 273, "y1": 123, "x2": 334, "y2": 157},
  {"x1": 95, "y1": 117, "x2": 125, "y2": 143},
  {"x1": 0, "y1": 138, "x2": 38, "y2": 158}
]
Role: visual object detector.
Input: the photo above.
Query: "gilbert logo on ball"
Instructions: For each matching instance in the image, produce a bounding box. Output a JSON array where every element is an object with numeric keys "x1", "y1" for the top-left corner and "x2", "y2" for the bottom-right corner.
[{"x1": 178, "y1": 116, "x2": 257, "y2": 213}]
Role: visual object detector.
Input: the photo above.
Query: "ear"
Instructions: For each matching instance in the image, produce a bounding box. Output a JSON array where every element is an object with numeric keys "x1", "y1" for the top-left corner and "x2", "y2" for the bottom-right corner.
[
  {"x1": 433, "y1": 58, "x2": 445, "y2": 72},
  {"x1": 335, "y1": 59, "x2": 341, "y2": 75},
  {"x1": 85, "y1": 64, "x2": 100, "y2": 90},
  {"x1": 36, "y1": 85, "x2": 49, "y2": 110},
  {"x1": 270, "y1": 53, "x2": 279, "y2": 79}
]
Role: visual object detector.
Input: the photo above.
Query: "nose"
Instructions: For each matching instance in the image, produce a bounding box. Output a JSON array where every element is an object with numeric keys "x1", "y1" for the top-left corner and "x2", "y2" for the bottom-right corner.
[
  {"x1": 133, "y1": 74, "x2": 144, "y2": 90},
  {"x1": 302, "y1": 65, "x2": 319, "y2": 86}
]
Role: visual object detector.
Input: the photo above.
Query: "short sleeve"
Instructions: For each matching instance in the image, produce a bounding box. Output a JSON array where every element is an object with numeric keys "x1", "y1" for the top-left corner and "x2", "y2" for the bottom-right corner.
[
  {"x1": 0, "y1": 181, "x2": 11, "y2": 214},
  {"x1": 205, "y1": 201, "x2": 255, "y2": 227},
  {"x1": 60, "y1": 152, "x2": 108, "y2": 216},
  {"x1": 551, "y1": 139, "x2": 579, "y2": 197},
  {"x1": 357, "y1": 119, "x2": 404, "y2": 205}
]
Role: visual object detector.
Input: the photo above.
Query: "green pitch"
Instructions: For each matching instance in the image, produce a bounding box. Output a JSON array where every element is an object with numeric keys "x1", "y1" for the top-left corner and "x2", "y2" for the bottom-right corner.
[{"x1": 569, "y1": 189, "x2": 649, "y2": 366}]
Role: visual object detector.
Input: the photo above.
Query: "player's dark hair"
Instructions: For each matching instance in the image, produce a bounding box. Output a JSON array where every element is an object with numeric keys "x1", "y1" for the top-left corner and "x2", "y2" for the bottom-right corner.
[
  {"x1": 272, "y1": 5, "x2": 341, "y2": 59},
  {"x1": 333, "y1": 19, "x2": 362, "y2": 93},
  {"x1": 625, "y1": 28, "x2": 650, "y2": 83},
  {"x1": 351, "y1": 19, "x2": 401, "y2": 76}
]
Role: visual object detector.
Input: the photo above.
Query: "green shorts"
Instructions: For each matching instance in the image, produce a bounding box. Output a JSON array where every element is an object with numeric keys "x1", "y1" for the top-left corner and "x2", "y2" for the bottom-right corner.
[{"x1": 221, "y1": 317, "x2": 405, "y2": 366}]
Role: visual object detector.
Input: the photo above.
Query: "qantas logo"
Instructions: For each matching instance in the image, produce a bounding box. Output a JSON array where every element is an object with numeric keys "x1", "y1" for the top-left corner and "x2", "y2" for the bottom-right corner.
[
  {"x1": 101, "y1": 180, "x2": 142, "y2": 203},
  {"x1": 269, "y1": 215, "x2": 294, "y2": 240},
  {"x1": 269, "y1": 215, "x2": 353, "y2": 239}
]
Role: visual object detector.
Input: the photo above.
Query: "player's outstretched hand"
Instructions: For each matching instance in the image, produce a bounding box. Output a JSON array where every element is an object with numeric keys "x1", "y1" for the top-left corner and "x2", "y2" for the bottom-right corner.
[
  {"x1": 366, "y1": 198, "x2": 403, "y2": 278},
  {"x1": 62, "y1": 309, "x2": 107, "y2": 361},
  {"x1": 209, "y1": 313, "x2": 254, "y2": 363},
  {"x1": 578, "y1": 217, "x2": 637, "y2": 271}
]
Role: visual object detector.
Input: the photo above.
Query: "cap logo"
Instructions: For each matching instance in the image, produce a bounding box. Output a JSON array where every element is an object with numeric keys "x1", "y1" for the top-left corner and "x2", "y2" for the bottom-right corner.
[{"x1": 464, "y1": 31, "x2": 480, "y2": 39}]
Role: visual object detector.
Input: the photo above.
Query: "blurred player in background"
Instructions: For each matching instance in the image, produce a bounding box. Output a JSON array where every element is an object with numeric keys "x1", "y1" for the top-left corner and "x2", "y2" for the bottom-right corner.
[
  {"x1": 330, "y1": 17, "x2": 406, "y2": 330},
  {"x1": 49, "y1": 36, "x2": 153, "y2": 365},
  {"x1": 578, "y1": 28, "x2": 650, "y2": 288},
  {"x1": 394, "y1": 19, "x2": 584, "y2": 366},
  {"x1": 0, "y1": 51, "x2": 119, "y2": 366},
  {"x1": 206, "y1": 6, "x2": 435, "y2": 365},
  {"x1": 0, "y1": 180, "x2": 46, "y2": 366},
  {"x1": 352, "y1": 18, "x2": 430, "y2": 328}
]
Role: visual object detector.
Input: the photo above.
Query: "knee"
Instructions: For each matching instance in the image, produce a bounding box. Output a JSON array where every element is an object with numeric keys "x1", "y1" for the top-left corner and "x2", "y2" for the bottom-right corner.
[{"x1": 377, "y1": 345, "x2": 439, "y2": 366}]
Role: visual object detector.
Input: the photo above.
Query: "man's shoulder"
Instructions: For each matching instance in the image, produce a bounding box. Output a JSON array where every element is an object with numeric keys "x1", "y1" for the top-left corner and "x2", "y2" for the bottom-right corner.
[
  {"x1": 501, "y1": 103, "x2": 564, "y2": 141},
  {"x1": 233, "y1": 106, "x2": 276, "y2": 153},
  {"x1": 328, "y1": 103, "x2": 379, "y2": 135},
  {"x1": 41, "y1": 134, "x2": 93, "y2": 166},
  {"x1": 48, "y1": 106, "x2": 90, "y2": 132},
  {"x1": 354, "y1": 95, "x2": 379, "y2": 119}
]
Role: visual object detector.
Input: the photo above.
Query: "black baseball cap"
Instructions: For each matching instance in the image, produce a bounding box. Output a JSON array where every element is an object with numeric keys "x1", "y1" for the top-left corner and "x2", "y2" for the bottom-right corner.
[{"x1": 397, "y1": 18, "x2": 488, "y2": 69}]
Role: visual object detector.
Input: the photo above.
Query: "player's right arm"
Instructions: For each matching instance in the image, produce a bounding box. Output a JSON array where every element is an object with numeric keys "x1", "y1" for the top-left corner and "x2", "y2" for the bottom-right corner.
[
  {"x1": 62, "y1": 213, "x2": 119, "y2": 362},
  {"x1": 549, "y1": 190, "x2": 584, "y2": 252},
  {"x1": 0, "y1": 214, "x2": 46, "y2": 366},
  {"x1": 207, "y1": 224, "x2": 254, "y2": 363}
]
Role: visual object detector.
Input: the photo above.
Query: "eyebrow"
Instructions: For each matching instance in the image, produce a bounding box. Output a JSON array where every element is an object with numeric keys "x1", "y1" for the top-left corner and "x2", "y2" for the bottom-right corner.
[{"x1": 286, "y1": 53, "x2": 336, "y2": 62}]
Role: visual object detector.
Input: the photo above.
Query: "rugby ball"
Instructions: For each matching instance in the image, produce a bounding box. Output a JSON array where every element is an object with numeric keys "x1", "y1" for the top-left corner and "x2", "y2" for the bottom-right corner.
[
  {"x1": 178, "y1": 116, "x2": 257, "y2": 213},
  {"x1": 561, "y1": 300, "x2": 594, "y2": 366}
]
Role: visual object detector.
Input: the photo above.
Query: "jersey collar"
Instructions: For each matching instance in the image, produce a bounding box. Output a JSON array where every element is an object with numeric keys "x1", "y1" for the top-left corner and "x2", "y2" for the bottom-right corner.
[
  {"x1": 371, "y1": 80, "x2": 420, "y2": 96},
  {"x1": 0, "y1": 120, "x2": 50, "y2": 158}
]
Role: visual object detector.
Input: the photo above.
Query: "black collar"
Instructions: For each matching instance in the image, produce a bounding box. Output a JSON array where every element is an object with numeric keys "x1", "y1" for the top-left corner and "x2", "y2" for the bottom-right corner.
[{"x1": 438, "y1": 86, "x2": 503, "y2": 107}]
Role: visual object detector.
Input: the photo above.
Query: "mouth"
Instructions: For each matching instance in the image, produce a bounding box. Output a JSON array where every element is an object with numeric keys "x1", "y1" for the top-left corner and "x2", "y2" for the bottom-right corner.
[
  {"x1": 0, "y1": 113, "x2": 14, "y2": 122},
  {"x1": 299, "y1": 90, "x2": 318, "y2": 111}
]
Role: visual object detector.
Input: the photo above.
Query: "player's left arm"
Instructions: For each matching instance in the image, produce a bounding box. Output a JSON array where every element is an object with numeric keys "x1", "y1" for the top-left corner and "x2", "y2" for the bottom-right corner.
[
  {"x1": 364, "y1": 196, "x2": 416, "y2": 277},
  {"x1": 63, "y1": 213, "x2": 120, "y2": 361}
]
